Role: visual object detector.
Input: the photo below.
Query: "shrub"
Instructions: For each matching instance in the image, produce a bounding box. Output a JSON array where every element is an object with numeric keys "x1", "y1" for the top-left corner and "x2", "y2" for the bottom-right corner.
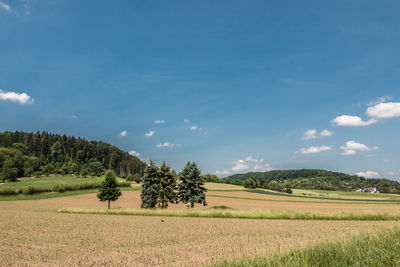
[
  {"x1": 244, "y1": 178, "x2": 258, "y2": 189},
  {"x1": 23, "y1": 186, "x2": 51, "y2": 195},
  {"x1": 0, "y1": 188, "x2": 19, "y2": 196}
]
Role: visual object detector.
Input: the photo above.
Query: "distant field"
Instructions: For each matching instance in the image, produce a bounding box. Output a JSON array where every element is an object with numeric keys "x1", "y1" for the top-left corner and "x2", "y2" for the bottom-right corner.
[
  {"x1": 293, "y1": 188, "x2": 400, "y2": 200},
  {"x1": 0, "y1": 176, "x2": 140, "y2": 200},
  {"x1": 0, "y1": 176, "x2": 123, "y2": 189},
  {"x1": 0, "y1": 176, "x2": 100, "y2": 189}
]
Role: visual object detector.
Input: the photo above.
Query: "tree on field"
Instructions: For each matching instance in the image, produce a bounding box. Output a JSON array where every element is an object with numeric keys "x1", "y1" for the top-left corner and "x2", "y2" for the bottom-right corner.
[
  {"x1": 178, "y1": 161, "x2": 207, "y2": 208},
  {"x1": 141, "y1": 161, "x2": 160, "y2": 208},
  {"x1": 158, "y1": 161, "x2": 177, "y2": 208},
  {"x1": 97, "y1": 170, "x2": 121, "y2": 209}
]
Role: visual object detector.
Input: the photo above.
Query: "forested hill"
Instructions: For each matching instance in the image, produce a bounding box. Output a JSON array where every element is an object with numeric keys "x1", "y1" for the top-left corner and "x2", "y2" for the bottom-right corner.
[
  {"x1": 0, "y1": 131, "x2": 146, "y2": 180},
  {"x1": 224, "y1": 169, "x2": 400, "y2": 193}
]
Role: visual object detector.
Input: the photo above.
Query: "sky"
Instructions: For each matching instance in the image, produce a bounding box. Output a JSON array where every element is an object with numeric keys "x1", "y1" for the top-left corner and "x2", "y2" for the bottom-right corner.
[{"x1": 1, "y1": 0, "x2": 400, "y2": 180}]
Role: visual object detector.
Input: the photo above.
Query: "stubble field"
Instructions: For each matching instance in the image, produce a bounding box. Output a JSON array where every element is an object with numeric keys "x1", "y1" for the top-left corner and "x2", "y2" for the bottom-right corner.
[{"x1": 1, "y1": 183, "x2": 400, "y2": 266}]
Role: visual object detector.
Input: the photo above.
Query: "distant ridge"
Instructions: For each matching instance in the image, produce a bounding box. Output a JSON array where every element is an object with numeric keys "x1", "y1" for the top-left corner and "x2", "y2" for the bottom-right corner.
[{"x1": 224, "y1": 169, "x2": 400, "y2": 193}]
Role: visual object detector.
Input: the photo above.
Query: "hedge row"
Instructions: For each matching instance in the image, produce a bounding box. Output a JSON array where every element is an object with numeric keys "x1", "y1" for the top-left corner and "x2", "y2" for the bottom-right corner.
[{"x1": 0, "y1": 181, "x2": 131, "y2": 196}]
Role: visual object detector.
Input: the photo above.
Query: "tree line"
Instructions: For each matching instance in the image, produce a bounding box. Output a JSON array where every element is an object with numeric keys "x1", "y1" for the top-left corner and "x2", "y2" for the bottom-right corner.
[
  {"x1": 0, "y1": 131, "x2": 146, "y2": 181},
  {"x1": 221, "y1": 169, "x2": 400, "y2": 193},
  {"x1": 98, "y1": 161, "x2": 207, "y2": 209}
]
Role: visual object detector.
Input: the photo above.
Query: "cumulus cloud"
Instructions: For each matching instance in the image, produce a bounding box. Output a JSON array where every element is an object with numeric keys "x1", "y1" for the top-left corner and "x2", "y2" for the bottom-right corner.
[
  {"x1": 356, "y1": 171, "x2": 380, "y2": 178},
  {"x1": 128, "y1": 150, "x2": 141, "y2": 157},
  {"x1": 320, "y1": 129, "x2": 333, "y2": 137},
  {"x1": 145, "y1": 130, "x2": 155, "y2": 137},
  {"x1": 184, "y1": 119, "x2": 190, "y2": 123},
  {"x1": 368, "y1": 96, "x2": 393, "y2": 106},
  {"x1": 119, "y1": 130, "x2": 128, "y2": 137},
  {"x1": 156, "y1": 142, "x2": 177, "y2": 148},
  {"x1": 215, "y1": 156, "x2": 274, "y2": 176},
  {"x1": 0, "y1": 89, "x2": 34, "y2": 105},
  {"x1": 298, "y1": 145, "x2": 332, "y2": 154},
  {"x1": 366, "y1": 102, "x2": 400, "y2": 119},
  {"x1": 386, "y1": 171, "x2": 395, "y2": 176},
  {"x1": 232, "y1": 159, "x2": 250, "y2": 172},
  {"x1": 331, "y1": 115, "x2": 377, "y2": 126},
  {"x1": 190, "y1": 125, "x2": 198, "y2": 130},
  {"x1": 154, "y1": 120, "x2": 165, "y2": 124},
  {"x1": 302, "y1": 129, "x2": 333, "y2": 139},
  {"x1": 215, "y1": 169, "x2": 230, "y2": 175},
  {"x1": 71, "y1": 114, "x2": 77, "y2": 119},
  {"x1": 0, "y1": 1, "x2": 10, "y2": 11},
  {"x1": 302, "y1": 129, "x2": 317, "y2": 140},
  {"x1": 340, "y1": 140, "x2": 377, "y2": 155}
]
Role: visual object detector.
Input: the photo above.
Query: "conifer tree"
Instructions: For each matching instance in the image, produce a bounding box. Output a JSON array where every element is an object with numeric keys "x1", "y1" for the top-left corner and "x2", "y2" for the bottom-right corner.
[
  {"x1": 158, "y1": 161, "x2": 177, "y2": 208},
  {"x1": 97, "y1": 170, "x2": 121, "y2": 209},
  {"x1": 140, "y1": 161, "x2": 160, "y2": 208},
  {"x1": 178, "y1": 161, "x2": 207, "y2": 208}
]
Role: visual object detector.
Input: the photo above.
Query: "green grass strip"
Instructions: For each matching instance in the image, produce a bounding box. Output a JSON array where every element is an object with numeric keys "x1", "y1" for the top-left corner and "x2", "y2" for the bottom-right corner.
[
  {"x1": 214, "y1": 227, "x2": 400, "y2": 267},
  {"x1": 0, "y1": 187, "x2": 139, "y2": 201},
  {"x1": 58, "y1": 207, "x2": 400, "y2": 221}
]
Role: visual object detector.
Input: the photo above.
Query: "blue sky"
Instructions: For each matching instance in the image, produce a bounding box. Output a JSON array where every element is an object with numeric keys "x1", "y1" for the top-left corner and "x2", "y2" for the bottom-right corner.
[{"x1": 1, "y1": 0, "x2": 400, "y2": 179}]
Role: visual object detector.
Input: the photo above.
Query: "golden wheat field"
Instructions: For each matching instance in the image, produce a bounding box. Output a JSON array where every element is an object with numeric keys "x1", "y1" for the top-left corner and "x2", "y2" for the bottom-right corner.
[{"x1": 1, "y1": 184, "x2": 400, "y2": 266}]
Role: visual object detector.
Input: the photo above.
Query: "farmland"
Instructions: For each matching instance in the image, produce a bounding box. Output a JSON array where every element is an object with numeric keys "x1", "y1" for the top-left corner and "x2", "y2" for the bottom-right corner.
[{"x1": 1, "y1": 179, "x2": 400, "y2": 266}]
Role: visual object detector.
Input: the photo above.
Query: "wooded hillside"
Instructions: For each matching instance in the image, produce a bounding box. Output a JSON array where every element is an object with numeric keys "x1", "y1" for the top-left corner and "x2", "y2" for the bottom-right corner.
[{"x1": 0, "y1": 131, "x2": 146, "y2": 181}]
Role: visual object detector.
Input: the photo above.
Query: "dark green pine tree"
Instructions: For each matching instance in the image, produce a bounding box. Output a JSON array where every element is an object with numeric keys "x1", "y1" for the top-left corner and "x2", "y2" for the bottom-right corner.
[
  {"x1": 140, "y1": 161, "x2": 160, "y2": 208},
  {"x1": 178, "y1": 161, "x2": 207, "y2": 208},
  {"x1": 158, "y1": 161, "x2": 177, "y2": 209},
  {"x1": 97, "y1": 170, "x2": 121, "y2": 209}
]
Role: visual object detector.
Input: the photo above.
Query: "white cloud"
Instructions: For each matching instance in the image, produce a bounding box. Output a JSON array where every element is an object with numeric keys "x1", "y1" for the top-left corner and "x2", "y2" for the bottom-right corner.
[
  {"x1": 340, "y1": 140, "x2": 377, "y2": 156},
  {"x1": 366, "y1": 102, "x2": 400, "y2": 119},
  {"x1": 298, "y1": 145, "x2": 332, "y2": 154},
  {"x1": 128, "y1": 150, "x2": 141, "y2": 157},
  {"x1": 356, "y1": 171, "x2": 380, "y2": 178},
  {"x1": 71, "y1": 114, "x2": 77, "y2": 119},
  {"x1": 145, "y1": 130, "x2": 155, "y2": 137},
  {"x1": 156, "y1": 142, "x2": 176, "y2": 148},
  {"x1": 386, "y1": 172, "x2": 395, "y2": 176},
  {"x1": 302, "y1": 129, "x2": 317, "y2": 140},
  {"x1": 222, "y1": 157, "x2": 274, "y2": 174},
  {"x1": 232, "y1": 159, "x2": 250, "y2": 172},
  {"x1": 331, "y1": 115, "x2": 377, "y2": 126},
  {"x1": 190, "y1": 125, "x2": 198, "y2": 130},
  {"x1": 0, "y1": 1, "x2": 10, "y2": 12},
  {"x1": 368, "y1": 96, "x2": 393, "y2": 106},
  {"x1": 119, "y1": 130, "x2": 128, "y2": 137},
  {"x1": 320, "y1": 129, "x2": 334, "y2": 137},
  {"x1": 302, "y1": 129, "x2": 334, "y2": 140},
  {"x1": 0, "y1": 89, "x2": 34, "y2": 105},
  {"x1": 184, "y1": 119, "x2": 190, "y2": 123},
  {"x1": 215, "y1": 169, "x2": 230, "y2": 175},
  {"x1": 154, "y1": 120, "x2": 165, "y2": 124}
]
